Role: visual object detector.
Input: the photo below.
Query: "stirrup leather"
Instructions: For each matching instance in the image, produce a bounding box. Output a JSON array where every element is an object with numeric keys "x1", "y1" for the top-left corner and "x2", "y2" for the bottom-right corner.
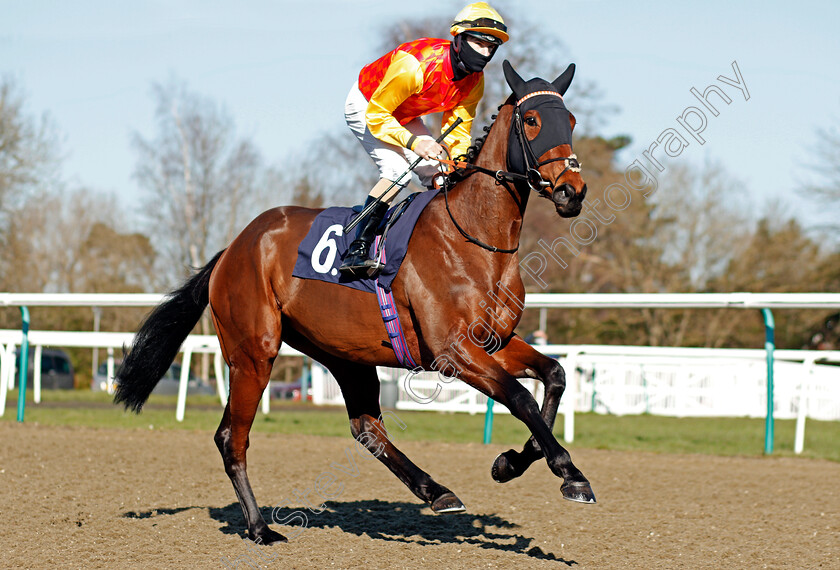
[{"x1": 339, "y1": 199, "x2": 388, "y2": 277}]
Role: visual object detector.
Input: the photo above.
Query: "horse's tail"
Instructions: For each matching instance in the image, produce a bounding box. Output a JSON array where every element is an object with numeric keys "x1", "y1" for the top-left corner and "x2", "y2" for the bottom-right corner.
[{"x1": 114, "y1": 250, "x2": 225, "y2": 413}]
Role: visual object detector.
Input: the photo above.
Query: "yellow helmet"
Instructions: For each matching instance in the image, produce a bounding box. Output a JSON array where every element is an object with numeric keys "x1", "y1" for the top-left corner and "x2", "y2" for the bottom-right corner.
[{"x1": 450, "y1": 2, "x2": 508, "y2": 44}]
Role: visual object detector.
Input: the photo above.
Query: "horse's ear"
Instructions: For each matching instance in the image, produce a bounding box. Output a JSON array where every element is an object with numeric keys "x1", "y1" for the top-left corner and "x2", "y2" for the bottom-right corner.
[
  {"x1": 552, "y1": 63, "x2": 576, "y2": 95},
  {"x1": 503, "y1": 60, "x2": 526, "y2": 99}
]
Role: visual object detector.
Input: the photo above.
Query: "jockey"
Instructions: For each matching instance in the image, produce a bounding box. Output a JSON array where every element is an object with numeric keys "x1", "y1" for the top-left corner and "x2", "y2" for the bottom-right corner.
[{"x1": 340, "y1": 2, "x2": 508, "y2": 277}]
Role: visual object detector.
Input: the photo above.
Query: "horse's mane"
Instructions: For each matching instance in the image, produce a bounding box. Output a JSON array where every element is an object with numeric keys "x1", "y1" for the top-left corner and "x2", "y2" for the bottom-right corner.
[
  {"x1": 465, "y1": 103, "x2": 505, "y2": 163},
  {"x1": 448, "y1": 100, "x2": 509, "y2": 185},
  {"x1": 461, "y1": 128, "x2": 489, "y2": 164}
]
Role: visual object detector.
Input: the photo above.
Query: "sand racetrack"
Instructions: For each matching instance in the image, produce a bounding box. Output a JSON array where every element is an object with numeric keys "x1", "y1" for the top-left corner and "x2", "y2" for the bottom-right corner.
[{"x1": 0, "y1": 422, "x2": 837, "y2": 569}]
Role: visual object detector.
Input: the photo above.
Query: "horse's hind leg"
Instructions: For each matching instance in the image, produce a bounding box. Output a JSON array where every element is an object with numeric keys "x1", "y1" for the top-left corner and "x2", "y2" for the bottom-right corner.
[
  {"x1": 212, "y1": 313, "x2": 285, "y2": 544},
  {"x1": 489, "y1": 335, "x2": 568, "y2": 483},
  {"x1": 331, "y1": 360, "x2": 466, "y2": 513}
]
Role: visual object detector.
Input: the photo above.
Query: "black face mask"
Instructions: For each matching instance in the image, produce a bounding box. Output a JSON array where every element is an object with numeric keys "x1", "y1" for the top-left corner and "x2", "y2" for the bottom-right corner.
[{"x1": 450, "y1": 34, "x2": 494, "y2": 81}]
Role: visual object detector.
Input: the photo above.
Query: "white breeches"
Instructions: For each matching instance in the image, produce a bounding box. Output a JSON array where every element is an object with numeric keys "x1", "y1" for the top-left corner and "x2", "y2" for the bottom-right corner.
[{"x1": 345, "y1": 81, "x2": 443, "y2": 190}]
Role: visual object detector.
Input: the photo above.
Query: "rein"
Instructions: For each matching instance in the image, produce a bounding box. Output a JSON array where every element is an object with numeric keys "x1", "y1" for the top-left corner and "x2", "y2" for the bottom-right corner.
[
  {"x1": 436, "y1": 93, "x2": 581, "y2": 254},
  {"x1": 442, "y1": 179, "x2": 519, "y2": 253}
]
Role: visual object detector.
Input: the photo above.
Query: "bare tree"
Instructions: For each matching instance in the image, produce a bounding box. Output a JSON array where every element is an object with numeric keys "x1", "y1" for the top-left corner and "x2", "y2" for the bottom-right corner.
[
  {"x1": 0, "y1": 186, "x2": 156, "y2": 343},
  {"x1": 0, "y1": 77, "x2": 61, "y2": 230},
  {"x1": 0, "y1": 77, "x2": 60, "y2": 291},
  {"x1": 265, "y1": 130, "x2": 377, "y2": 207},
  {"x1": 710, "y1": 212, "x2": 829, "y2": 348},
  {"x1": 807, "y1": 119, "x2": 840, "y2": 197},
  {"x1": 0, "y1": 187, "x2": 145, "y2": 291},
  {"x1": 801, "y1": 111, "x2": 840, "y2": 243},
  {"x1": 0, "y1": 77, "x2": 158, "y2": 360},
  {"x1": 131, "y1": 78, "x2": 262, "y2": 282},
  {"x1": 131, "y1": 78, "x2": 263, "y2": 381},
  {"x1": 652, "y1": 162, "x2": 750, "y2": 289}
]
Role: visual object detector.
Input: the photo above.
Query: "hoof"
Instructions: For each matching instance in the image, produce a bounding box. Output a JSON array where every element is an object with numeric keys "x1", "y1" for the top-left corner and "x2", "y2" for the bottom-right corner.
[
  {"x1": 250, "y1": 526, "x2": 288, "y2": 545},
  {"x1": 491, "y1": 451, "x2": 519, "y2": 483},
  {"x1": 561, "y1": 481, "x2": 596, "y2": 504},
  {"x1": 431, "y1": 492, "x2": 466, "y2": 514}
]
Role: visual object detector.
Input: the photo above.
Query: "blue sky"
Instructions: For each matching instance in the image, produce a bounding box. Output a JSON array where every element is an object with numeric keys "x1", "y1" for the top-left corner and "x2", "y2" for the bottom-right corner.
[{"x1": 3, "y1": 0, "x2": 839, "y2": 227}]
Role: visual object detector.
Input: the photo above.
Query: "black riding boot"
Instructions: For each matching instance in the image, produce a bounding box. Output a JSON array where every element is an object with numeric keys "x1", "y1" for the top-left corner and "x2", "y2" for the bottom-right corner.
[{"x1": 339, "y1": 198, "x2": 389, "y2": 278}]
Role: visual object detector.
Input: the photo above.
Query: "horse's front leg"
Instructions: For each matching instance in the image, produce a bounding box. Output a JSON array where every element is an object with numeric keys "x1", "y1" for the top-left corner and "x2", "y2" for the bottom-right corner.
[
  {"x1": 489, "y1": 335, "x2": 567, "y2": 483},
  {"x1": 451, "y1": 340, "x2": 595, "y2": 503}
]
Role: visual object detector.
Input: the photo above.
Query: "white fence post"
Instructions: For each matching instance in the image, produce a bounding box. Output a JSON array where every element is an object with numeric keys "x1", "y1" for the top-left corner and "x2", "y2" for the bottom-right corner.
[
  {"x1": 214, "y1": 351, "x2": 228, "y2": 406},
  {"x1": 311, "y1": 362, "x2": 325, "y2": 405},
  {"x1": 563, "y1": 349, "x2": 579, "y2": 444},
  {"x1": 794, "y1": 358, "x2": 815, "y2": 455},
  {"x1": 33, "y1": 344, "x2": 42, "y2": 403},
  {"x1": 261, "y1": 385, "x2": 270, "y2": 414},
  {"x1": 0, "y1": 344, "x2": 8, "y2": 416},
  {"x1": 106, "y1": 347, "x2": 115, "y2": 394},
  {"x1": 5, "y1": 343, "x2": 15, "y2": 392},
  {"x1": 176, "y1": 348, "x2": 193, "y2": 422}
]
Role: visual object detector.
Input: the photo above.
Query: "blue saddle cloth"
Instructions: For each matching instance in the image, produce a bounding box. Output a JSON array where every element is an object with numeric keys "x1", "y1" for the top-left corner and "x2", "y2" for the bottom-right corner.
[{"x1": 292, "y1": 190, "x2": 439, "y2": 293}]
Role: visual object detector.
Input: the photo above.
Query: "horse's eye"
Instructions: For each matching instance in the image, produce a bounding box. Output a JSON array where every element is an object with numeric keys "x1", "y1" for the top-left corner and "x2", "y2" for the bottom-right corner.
[{"x1": 525, "y1": 116, "x2": 538, "y2": 127}]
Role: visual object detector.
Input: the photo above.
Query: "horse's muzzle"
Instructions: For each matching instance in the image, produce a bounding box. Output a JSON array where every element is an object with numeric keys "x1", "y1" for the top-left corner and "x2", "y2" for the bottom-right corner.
[{"x1": 553, "y1": 183, "x2": 586, "y2": 218}]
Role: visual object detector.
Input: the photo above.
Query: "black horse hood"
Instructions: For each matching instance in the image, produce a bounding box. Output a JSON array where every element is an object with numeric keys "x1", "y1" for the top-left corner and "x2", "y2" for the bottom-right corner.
[{"x1": 503, "y1": 61, "x2": 576, "y2": 174}]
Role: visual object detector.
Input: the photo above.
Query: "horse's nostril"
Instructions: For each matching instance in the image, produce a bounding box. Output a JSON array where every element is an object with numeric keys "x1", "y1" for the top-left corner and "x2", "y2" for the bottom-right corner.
[{"x1": 564, "y1": 185, "x2": 575, "y2": 199}]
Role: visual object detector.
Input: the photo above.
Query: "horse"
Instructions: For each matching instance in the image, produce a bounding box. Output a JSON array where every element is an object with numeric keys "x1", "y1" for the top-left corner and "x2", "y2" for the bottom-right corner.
[{"x1": 115, "y1": 60, "x2": 593, "y2": 545}]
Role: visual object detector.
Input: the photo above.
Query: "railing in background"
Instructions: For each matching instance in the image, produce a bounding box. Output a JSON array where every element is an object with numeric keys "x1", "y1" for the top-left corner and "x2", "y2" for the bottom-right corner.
[
  {"x1": 310, "y1": 345, "x2": 840, "y2": 455},
  {"x1": 1, "y1": 292, "x2": 839, "y2": 454},
  {"x1": 0, "y1": 329, "x2": 303, "y2": 422},
  {"x1": 522, "y1": 294, "x2": 840, "y2": 454}
]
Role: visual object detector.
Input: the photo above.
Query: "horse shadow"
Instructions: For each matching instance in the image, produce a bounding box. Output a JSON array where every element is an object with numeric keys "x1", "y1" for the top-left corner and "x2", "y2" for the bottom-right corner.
[
  {"x1": 123, "y1": 506, "x2": 196, "y2": 519},
  {"x1": 124, "y1": 499, "x2": 575, "y2": 565},
  {"x1": 213, "y1": 499, "x2": 574, "y2": 565}
]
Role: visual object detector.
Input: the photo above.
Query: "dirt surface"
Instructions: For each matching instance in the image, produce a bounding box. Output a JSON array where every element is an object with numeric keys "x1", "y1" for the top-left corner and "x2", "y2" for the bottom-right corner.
[{"x1": 0, "y1": 422, "x2": 837, "y2": 569}]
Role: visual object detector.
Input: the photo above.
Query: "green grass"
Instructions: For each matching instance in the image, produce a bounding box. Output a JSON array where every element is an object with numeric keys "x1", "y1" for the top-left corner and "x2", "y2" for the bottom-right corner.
[{"x1": 3, "y1": 389, "x2": 838, "y2": 462}]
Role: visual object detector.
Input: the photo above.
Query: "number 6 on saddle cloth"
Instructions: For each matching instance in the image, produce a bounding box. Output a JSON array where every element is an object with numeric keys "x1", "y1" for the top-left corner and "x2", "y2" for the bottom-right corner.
[{"x1": 291, "y1": 190, "x2": 437, "y2": 367}]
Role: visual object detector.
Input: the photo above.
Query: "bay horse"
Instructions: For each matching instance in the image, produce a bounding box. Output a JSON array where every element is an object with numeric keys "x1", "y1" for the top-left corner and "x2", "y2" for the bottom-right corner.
[{"x1": 115, "y1": 60, "x2": 593, "y2": 545}]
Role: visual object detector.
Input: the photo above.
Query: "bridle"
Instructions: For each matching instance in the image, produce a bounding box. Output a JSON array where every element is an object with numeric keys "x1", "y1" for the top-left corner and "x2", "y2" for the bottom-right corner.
[
  {"x1": 511, "y1": 91, "x2": 582, "y2": 201},
  {"x1": 440, "y1": 90, "x2": 582, "y2": 253}
]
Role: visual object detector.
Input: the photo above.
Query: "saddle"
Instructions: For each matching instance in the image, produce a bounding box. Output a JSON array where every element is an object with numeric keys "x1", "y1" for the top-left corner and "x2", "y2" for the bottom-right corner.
[
  {"x1": 292, "y1": 189, "x2": 438, "y2": 294},
  {"x1": 292, "y1": 192, "x2": 435, "y2": 369}
]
